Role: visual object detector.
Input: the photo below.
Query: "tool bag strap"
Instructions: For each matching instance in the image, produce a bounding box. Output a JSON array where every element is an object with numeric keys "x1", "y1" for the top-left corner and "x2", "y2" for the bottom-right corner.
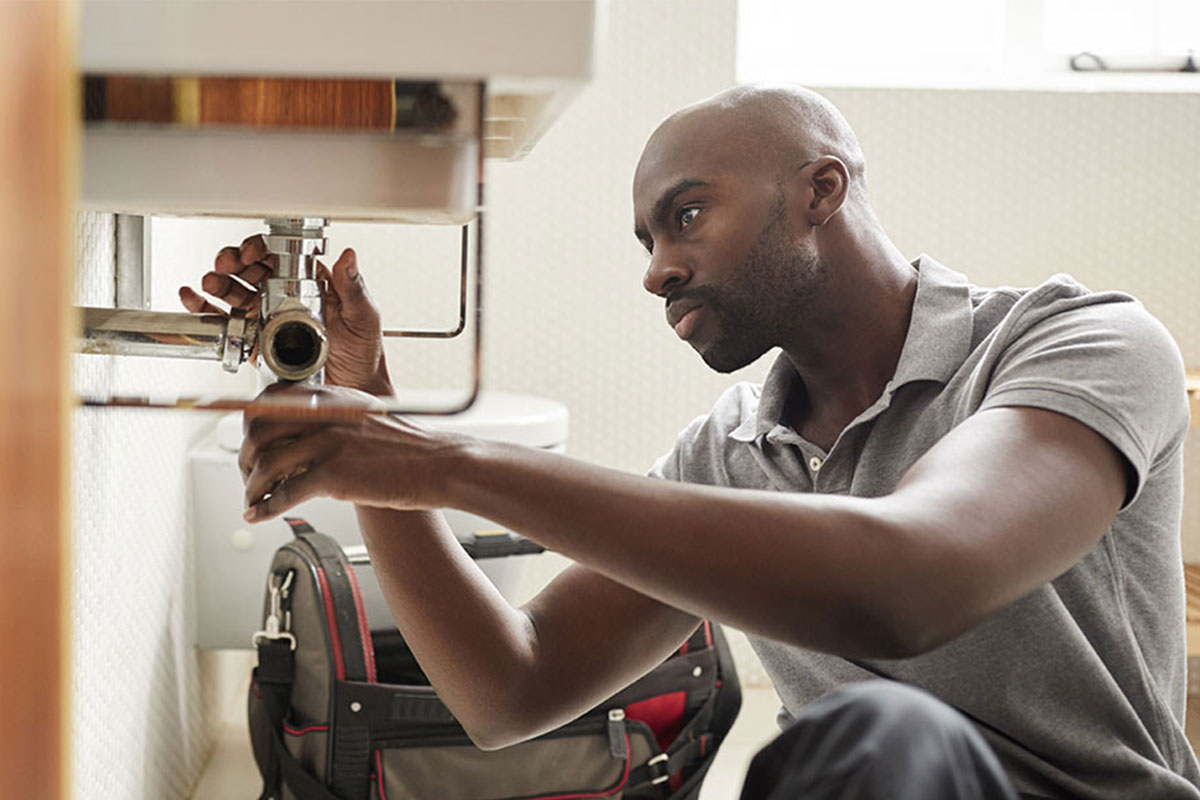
[
  {"x1": 625, "y1": 736, "x2": 707, "y2": 796},
  {"x1": 622, "y1": 624, "x2": 733, "y2": 799},
  {"x1": 254, "y1": 638, "x2": 345, "y2": 800},
  {"x1": 623, "y1": 680, "x2": 719, "y2": 796}
]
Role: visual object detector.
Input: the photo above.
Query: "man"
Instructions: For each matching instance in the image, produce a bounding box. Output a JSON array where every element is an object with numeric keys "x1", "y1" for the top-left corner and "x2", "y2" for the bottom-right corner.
[{"x1": 183, "y1": 85, "x2": 1197, "y2": 798}]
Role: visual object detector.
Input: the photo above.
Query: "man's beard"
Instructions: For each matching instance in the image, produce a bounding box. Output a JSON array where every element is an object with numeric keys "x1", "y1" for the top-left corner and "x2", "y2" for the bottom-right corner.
[{"x1": 692, "y1": 195, "x2": 826, "y2": 373}]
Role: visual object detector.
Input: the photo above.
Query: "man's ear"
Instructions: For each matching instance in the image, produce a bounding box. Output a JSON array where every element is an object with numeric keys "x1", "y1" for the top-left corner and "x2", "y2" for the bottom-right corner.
[{"x1": 797, "y1": 156, "x2": 850, "y2": 227}]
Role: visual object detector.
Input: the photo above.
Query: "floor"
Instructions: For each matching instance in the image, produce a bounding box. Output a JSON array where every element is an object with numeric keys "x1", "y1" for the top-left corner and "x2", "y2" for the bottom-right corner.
[{"x1": 190, "y1": 685, "x2": 783, "y2": 799}]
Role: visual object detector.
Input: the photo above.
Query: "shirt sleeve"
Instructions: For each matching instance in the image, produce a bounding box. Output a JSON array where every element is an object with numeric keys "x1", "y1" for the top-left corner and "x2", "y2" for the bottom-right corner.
[
  {"x1": 647, "y1": 417, "x2": 703, "y2": 482},
  {"x1": 978, "y1": 296, "x2": 1189, "y2": 507},
  {"x1": 646, "y1": 382, "x2": 765, "y2": 484}
]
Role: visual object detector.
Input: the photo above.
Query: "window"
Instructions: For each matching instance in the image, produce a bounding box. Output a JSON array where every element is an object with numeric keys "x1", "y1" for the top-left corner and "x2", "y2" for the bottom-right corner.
[
  {"x1": 736, "y1": 0, "x2": 1199, "y2": 86},
  {"x1": 1044, "y1": 0, "x2": 1199, "y2": 62}
]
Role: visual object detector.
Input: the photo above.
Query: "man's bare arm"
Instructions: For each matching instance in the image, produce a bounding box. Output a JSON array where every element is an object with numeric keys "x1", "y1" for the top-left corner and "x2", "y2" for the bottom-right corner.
[
  {"x1": 244, "y1": 402, "x2": 1126, "y2": 673},
  {"x1": 353, "y1": 507, "x2": 699, "y2": 750},
  {"x1": 439, "y1": 406, "x2": 1127, "y2": 659}
]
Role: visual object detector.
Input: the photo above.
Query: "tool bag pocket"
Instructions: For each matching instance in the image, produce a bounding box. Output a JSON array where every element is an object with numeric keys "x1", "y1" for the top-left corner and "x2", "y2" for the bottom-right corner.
[
  {"x1": 249, "y1": 519, "x2": 740, "y2": 800},
  {"x1": 364, "y1": 707, "x2": 661, "y2": 799}
]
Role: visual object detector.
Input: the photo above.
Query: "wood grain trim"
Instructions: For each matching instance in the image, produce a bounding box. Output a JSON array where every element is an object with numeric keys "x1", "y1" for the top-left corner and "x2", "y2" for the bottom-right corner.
[
  {"x1": 1185, "y1": 564, "x2": 1200, "y2": 624},
  {"x1": 92, "y1": 77, "x2": 397, "y2": 129},
  {"x1": 198, "y1": 78, "x2": 394, "y2": 129},
  {"x1": 0, "y1": 2, "x2": 72, "y2": 798}
]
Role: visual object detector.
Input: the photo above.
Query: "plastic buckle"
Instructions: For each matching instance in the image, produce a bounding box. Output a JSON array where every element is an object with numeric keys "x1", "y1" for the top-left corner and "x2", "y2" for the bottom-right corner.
[{"x1": 647, "y1": 753, "x2": 670, "y2": 785}]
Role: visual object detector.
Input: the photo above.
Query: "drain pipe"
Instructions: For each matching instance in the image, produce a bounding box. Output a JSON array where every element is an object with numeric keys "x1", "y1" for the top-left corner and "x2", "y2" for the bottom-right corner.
[
  {"x1": 77, "y1": 307, "x2": 256, "y2": 373},
  {"x1": 257, "y1": 217, "x2": 328, "y2": 385}
]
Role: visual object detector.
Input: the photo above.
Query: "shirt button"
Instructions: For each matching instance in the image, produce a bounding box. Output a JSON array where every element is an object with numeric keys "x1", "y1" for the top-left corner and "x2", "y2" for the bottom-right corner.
[{"x1": 809, "y1": 456, "x2": 823, "y2": 472}]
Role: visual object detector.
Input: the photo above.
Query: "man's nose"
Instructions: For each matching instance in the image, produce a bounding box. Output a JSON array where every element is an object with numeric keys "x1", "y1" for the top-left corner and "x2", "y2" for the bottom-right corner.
[{"x1": 642, "y1": 252, "x2": 690, "y2": 297}]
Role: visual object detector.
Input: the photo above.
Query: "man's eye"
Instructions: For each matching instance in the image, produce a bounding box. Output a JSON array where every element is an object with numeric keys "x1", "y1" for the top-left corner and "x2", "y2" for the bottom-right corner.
[{"x1": 677, "y1": 207, "x2": 700, "y2": 229}]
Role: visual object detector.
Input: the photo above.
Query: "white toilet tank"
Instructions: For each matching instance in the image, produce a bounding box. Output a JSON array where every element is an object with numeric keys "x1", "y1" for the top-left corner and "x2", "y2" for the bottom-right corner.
[{"x1": 188, "y1": 392, "x2": 568, "y2": 649}]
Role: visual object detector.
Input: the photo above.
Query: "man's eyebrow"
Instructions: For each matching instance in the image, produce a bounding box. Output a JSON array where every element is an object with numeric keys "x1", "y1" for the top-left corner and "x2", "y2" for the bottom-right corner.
[
  {"x1": 634, "y1": 178, "x2": 711, "y2": 251},
  {"x1": 651, "y1": 179, "x2": 710, "y2": 227}
]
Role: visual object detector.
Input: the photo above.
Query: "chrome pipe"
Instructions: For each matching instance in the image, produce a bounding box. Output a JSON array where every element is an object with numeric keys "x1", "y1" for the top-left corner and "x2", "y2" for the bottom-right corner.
[
  {"x1": 77, "y1": 307, "x2": 256, "y2": 373},
  {"x1": 258, "y1": 217, "x2": 328, "y2": 384},
  {"x1": 76, "y1": 217, "x2": 331, "y2": 384},
  {"x1": 114, "y1": 214, "x2": 151, "y2": 310}
]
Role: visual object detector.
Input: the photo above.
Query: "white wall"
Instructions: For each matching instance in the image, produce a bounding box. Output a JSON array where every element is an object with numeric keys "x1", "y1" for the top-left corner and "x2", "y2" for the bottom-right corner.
[
  {"x1": 71, "y1": 0, "x2": 1200, "y2": 796},
  {"x1": 71, "y1": 212, "x2": 251, "y2": 799}
]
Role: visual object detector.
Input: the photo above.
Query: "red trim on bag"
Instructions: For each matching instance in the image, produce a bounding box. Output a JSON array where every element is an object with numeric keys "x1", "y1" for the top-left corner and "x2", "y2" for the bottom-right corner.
[
  {"x1": 680, "y1": 620, "x2": 713, "y2": 655},
  {"x1": 626, "y1": 691, "x2": 687, "y2": 753},
  {"x1": 316, "y1": 566, "x2": 346, "y2": 681},
  {"x1": 376, "y1": 752, "x2": 389, "y2": 800},
  {"x1": 251, "y1": 680, "x2": 262, "y2": 699},
  {"x1": 283, "y1": 723, "x2": 329, "y2": 736},
  {"x1": 344, "y1": 562, "x2": 377, "y2": 683},
  {"x1": 525, "y1": 732, "x2": 630, "y2": 800}
]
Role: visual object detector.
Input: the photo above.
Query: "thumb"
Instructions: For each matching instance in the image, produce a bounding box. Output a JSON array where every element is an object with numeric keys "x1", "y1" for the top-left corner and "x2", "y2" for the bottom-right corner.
[
  {"x1": 327, "y1": 248, "x2": 380, "y2": 326},
  {"x1": 330, "y1": 248, "x2": 364, "y2": 301}
]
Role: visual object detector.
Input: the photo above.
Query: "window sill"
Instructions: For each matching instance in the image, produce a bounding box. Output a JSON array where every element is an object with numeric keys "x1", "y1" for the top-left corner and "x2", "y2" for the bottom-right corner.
[{"x1": 751, "y1": 72, "x2": 1200, "y2": 94}]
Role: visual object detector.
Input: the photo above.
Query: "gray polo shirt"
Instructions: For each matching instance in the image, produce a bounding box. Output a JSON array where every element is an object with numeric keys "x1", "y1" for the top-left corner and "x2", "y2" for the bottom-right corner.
[{"x1": 650, "y1": 256, "x2": 1197, "y2": 798}]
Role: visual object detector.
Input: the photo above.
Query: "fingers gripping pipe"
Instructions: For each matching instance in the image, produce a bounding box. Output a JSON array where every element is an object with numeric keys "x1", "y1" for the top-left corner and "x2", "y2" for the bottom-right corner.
[{"x1": 75, "y1": 217, "x2": 330, "y2": 383}]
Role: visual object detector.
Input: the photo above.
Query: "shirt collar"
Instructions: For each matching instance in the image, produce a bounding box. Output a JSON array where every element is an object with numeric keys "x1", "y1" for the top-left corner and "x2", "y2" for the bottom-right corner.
[
  {"x1": 729, "y1": 254, "x2": 974, "y2": 443},
  {"x1": 891, "y1": 254, "x2": 974, "y2": 386}
]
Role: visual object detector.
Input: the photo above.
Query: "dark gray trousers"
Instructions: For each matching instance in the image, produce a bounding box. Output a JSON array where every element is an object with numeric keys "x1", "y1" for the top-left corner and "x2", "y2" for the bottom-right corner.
[{"x1": 739, "y1": 680, "x2": 1022, "y2": 800}]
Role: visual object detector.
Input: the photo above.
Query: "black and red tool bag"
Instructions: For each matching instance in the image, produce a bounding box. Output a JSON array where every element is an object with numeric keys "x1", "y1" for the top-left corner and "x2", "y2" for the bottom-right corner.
[{"x1": 248, "y1": 518, "x2": 742, "y2": 800}]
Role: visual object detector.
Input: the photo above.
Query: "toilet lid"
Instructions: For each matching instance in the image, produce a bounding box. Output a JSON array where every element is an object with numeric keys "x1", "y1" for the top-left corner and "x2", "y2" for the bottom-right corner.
[{"x1": 215, "y1": 390, "x2": 568, "y2": 452}]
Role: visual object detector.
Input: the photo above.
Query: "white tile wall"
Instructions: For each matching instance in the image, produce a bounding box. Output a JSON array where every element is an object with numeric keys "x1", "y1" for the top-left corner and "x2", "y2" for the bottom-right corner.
[{"x1": 71, "y1": 212, "x2": 248, "y2": 800}]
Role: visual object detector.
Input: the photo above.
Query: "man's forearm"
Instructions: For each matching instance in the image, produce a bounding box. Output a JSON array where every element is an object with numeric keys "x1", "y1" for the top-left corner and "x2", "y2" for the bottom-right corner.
[
  {"x1": 446, "y1": 441, "x2": 920, "y2": 659},
  {"x1": 353, "y1": 505, "x2": 540, "y2": 745}
]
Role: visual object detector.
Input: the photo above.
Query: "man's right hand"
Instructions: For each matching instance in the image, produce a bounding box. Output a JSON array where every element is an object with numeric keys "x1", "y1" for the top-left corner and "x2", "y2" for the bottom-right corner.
[{"x1": 179, "y1": 235, "x2": 394, "y2": 396}]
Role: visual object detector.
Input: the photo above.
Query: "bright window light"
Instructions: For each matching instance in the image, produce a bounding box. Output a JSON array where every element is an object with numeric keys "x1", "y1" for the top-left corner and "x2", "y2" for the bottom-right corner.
[
  {"x1": 1043, "y1": 0, "x2": 1199, "y2": 57},
  {"x1": 1156, "y1": 0, "x2": 1200, "y2": 55},
  {"x1": 737, "y1": 0, "x2": 1199, "y2": 84},
  {"x1": 737, "y1": 0, "x2": 1005, "y2": 83}
]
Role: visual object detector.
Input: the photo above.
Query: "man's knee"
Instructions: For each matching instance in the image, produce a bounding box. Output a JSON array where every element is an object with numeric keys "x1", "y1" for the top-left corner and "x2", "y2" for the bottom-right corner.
[
  {"x1": 741, "y1": 681, "x2": 1018, "y2": 800},
  {"x1": 764, "y1": 680, "x2": 971, "y2": 769},
  {"x1": 803, "y1": 679, "x2": 969, "y2": 740}
]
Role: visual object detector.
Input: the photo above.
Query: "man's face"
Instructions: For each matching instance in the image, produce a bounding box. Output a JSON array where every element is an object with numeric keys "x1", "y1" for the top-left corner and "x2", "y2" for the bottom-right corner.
[{"x1": 633, "y1": 119, "x2": 826, "y2": 373}]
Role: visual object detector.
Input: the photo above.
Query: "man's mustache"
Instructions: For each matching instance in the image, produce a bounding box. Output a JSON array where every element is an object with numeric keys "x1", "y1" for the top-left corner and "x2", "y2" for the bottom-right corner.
[{"x1": 666, "y1": 286, "x2": 723, "y2": 310}]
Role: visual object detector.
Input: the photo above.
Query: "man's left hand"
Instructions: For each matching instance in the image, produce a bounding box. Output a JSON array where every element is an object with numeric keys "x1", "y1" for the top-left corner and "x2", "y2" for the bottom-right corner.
[{"x1": 239, "y1": 384, "x2": 470, "y2": 521}]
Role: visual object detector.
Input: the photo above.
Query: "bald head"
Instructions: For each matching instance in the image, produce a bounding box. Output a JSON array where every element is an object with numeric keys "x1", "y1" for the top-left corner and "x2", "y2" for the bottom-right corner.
[
  {"x1": 633, "y1": 85, "x2": 910, "y2": 375},
  {"x1": 636, "y1": 84, "x2": 868, "y2": 202}
]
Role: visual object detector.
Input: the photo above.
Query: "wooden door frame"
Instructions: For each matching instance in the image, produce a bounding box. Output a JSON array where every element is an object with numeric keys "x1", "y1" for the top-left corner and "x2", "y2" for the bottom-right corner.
[{"x1": 0, "y1": 2, "x2": 73, "y2": 798}]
